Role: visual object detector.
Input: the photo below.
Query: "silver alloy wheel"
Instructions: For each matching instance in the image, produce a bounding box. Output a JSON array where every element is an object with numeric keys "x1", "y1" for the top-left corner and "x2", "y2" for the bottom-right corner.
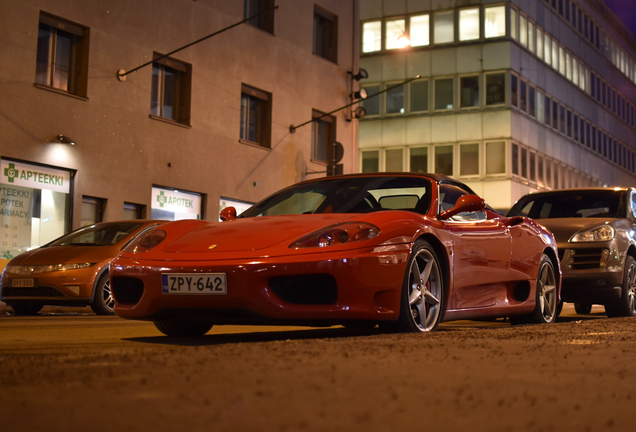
[
  {"x1": 102, "y1": 278, "x2": 114, "y2": 312},
  {"x1": 537, "y1": 260, "x2": 557, "y2": 322},
  {"x1": 407, "y1": 248, "x2": 442, "y2": 332},
  {"x1": 626, "y1": 261, "x2": 636, "y2": 314}
]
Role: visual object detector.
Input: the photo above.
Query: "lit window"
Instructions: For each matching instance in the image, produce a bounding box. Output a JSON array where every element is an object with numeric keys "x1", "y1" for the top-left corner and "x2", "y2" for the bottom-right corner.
[
  {"x1": 434, "y1": 11, "x2": 454, "y2": 44},
  {"x1": 385, "y1": 148, "x2": 404, "y2": 171},
  {"x1": 434, "y1": 78, "x2": 454, "y2": 110},
  {"x1": 510, "y1": 9, "x2": 518, "y2": 41},
  {"x1": 484, "y1": 6, "x2": 505, "y2": 38},
  {"x1": 434, "y1": 145, "x2": 453, "y2": 175},
  {"x1": 311, "y1": 110, "x2": 335, "y2": 163},
  {"x1": 410, "y1": 15, "x2": 430, "y2": 47},
  {"x1": 552, "y1": 39, "x2": 559, "y2": 70},
  {"x1": 386, "y1": 19, "x2": 408, "y2": 50},
  {"x1": 559, "y1": 46, "x2": 566, "y2": 75},
  {"x1": 313, "y1": 6, "x2": 338, "y2": 63},
  {"x1": 460, "y1": 75, "x2": 479, "y2": 108},
  {"x1": 573, "y1": 59, "x2": 579, "y2": 85},
  {"x1": 536, "y1": 28, "x2": 544, "y2": 59},
  {"x1": 485, "y1": 73, "x2": 505, "y2": 106},
  {"x1": 544, "y1": 33, "x2": 551, "y2": 66},
  {"x1": 459, "y1": 8, "x2": 479, "y2": 41},
  {"x1": 151, "y1": 54, "x2": 192, "y2": 125},
  {"x1": 410, "y1": 80, "x2": 429, "y2": 112},
  {"x1": 537, "y1": 90, "x2": 544, "y2": 122},
  {"x1": 361, "y1": 84, "x2": 380, "y2": 115},
  {"x1": 486, "y1": 141, "x2": 505, "y2": 175},
  {"x1": 460, "y1": 143, "x2": 479, "y2": 176},
  {"x1": 361, "y1": 150, "x2": 379, "y2": 172},
  {"x1": 519, "y1": 15, "x2": 527, "y2": 47},
  {"x1": 362, "y1": 21, "x2": 382, "y2": 52},
  {"x1": 35, "y1": 13, "x2": 89, "y2": 96},
  {"x1": 386, "y1": 83, "x2": 405, "y2": 114},
  {"x1": 410, "y1": 147, "x2": 428, "y2": 172},
  {"x1": 240, "y1": 84, "x2": 272, "y2": 148},
  {"x1": 566, "y1": 52, "x2": 572, "y2": 80}
]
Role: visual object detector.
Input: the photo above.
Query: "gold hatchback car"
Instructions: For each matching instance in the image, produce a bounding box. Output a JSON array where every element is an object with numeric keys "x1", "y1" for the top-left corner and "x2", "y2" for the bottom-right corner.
[{"x1": 0, "y1": 220, "x2": 165, "y2": 315}]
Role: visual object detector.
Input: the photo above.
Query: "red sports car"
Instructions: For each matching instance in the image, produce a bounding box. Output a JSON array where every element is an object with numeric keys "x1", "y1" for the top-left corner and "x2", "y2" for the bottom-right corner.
[{"x1": 110, "y1": 174, "x2": 561, "y2": 335}]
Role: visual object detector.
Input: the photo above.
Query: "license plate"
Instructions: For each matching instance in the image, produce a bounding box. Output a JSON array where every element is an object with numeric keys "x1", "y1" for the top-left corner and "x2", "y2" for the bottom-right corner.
[
  {"x1": 11, "y1": 278, "x2": 35, "y2": 288},
  {"x1": 161, "y1": 273, "x2": 227, "y2": 295}
]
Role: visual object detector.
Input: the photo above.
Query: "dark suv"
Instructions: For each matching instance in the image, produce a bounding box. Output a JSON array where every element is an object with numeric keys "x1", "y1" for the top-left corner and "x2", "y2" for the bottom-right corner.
[{"x1": 507, "y1": 188, "x2": 636, "y2": 317}]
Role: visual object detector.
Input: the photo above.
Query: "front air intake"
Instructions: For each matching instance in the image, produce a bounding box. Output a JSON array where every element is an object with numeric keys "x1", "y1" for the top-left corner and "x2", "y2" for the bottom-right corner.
[
  {"x1": 111, "y1": 276, "x2": 144, "y2": 304},
  {"x1": 268, "y1": 274, "x2": 338, "y2": 305}
]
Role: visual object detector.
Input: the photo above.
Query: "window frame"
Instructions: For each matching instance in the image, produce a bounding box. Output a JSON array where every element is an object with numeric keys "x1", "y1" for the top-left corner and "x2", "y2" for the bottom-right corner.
[{"x1": 239, "y1": 83, "x2": 272, "y2": 149}]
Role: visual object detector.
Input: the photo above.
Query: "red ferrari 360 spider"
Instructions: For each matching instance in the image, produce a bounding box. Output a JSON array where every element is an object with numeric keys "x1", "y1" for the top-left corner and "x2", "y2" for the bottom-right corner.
[{"x1": 110, "y1": 174, "x2": 561, "y2": 335}]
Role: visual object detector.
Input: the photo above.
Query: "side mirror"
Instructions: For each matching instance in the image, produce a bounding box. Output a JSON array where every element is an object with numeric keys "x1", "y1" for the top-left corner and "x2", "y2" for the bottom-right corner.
[
  {"x1": 219, "y1": 206, "x2": 237, "y2": 221},
  {"x1": 439, "y1": 195, "x2": 486, "y2": 220}
]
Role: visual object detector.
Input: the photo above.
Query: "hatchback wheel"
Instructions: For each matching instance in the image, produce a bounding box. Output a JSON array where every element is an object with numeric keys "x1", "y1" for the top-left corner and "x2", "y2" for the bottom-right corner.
[{"x1": 90, "y1": 272, "x2": 115, "y2": 315}]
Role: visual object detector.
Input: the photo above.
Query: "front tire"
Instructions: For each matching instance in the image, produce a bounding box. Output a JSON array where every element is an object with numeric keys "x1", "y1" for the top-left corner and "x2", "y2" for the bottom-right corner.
[
  {"x1": 11, "y1": 304, "x2": 43, "y2": 316},
  {"x1": 391, "y1": 240, "x2": 444, "y2": 333},
  {"x1": 90, "y1": 272, "x2": 115, "y2": 315},
  {"x1": 605, "y1": 255, "x2": 636, "y2": 318},
  {"x1": 154, "y1": 320, "x2": 213, "y2": 336},
  {"x1": 511, "y1": 254, "x2": 558, "y2": 325}
]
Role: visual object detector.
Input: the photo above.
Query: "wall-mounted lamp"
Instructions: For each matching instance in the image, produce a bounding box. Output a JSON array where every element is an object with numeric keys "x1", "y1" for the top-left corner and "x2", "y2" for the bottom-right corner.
[
  {"x1": 350, "y1": 69, "x2": 368, "y2": 81},
  {"x1": 57, "y1": 134, "x2": 75, "y2": 145},
  {"x1": 352, "y1": 106, "x2": 367, "y2": 119},
  {"x1": 351, "y1": 88, "x2": 368, "y2": 100}
]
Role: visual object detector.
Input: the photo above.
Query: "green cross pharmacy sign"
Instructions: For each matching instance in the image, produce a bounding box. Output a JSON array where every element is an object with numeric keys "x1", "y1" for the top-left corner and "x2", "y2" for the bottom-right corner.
[
  {"x1": 151, "y1": 187, "x2": 200, "y2": 216},
  {"x1": 0, "y1": 159, "x2": 70, "y2": 194}
]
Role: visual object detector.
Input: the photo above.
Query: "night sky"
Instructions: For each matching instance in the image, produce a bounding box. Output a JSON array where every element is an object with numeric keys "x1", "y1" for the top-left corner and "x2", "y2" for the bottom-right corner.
[{"x1": 603, "y1": 0, "x2": 636, "y2": 37}]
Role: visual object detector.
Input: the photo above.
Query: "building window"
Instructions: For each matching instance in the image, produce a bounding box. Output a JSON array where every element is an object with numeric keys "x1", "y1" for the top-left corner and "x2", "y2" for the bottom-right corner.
[
  {"x1": 486, "y1": 141, "x2": 505, "y2": 175},
  {"x1": 361, "y1": 84, "x2": 380, "y2": 115},
  {"x1": 82, "y1": 196, "x2": 106, "y2": 227},
  {"x1": 313, "y1": 6, "x2": 338, "y2": 63},
  {"x1": 123, "y1": 202, "x2": 145, "y2": 220},
  {"x1": 244, "y1": 0, "x2": 275, "y2": 34},
  {"x1": 459, "y1": 8, "x2": 479, "y2": 41},
  {"x1": 565, "y1": 52, "x2": 572, "y2": 80},
  {"x1": 386, "y1": 18, "x2": 407, "y2": 50},
  {"x1": 460, "y1": 75, "x2": 479, "y2": 108},
  {"x1": 512, "y1": 143, "x2": 519, "y2": 175},
  {"x1": 510, "y1": 74, "x2": 518, "y2": 107},
  {"x1": 528, "y1": 85, "x2": 535, "y2": 117},
  {"x1": 552, "y1": 100, "x2": 558, "y2": 129},
  {"x1": 559, "y1": 46, "x2": 566, "y2": 75},
  {"x1": 566, "y1": 110, "x2": 572, "y2": 138},
  {"x1": 434, "y1": 78, "x2": 454, "y2": 110},
  {"x1": 434, "y1": 11, "x2": 454, "y2": 44},
  {"x1": 362, "y1": 21, "x2": 382, "y2": 52},
  {"x1": 361, "y1": 150, "x2": 379, "y2": 172},
  {"x1": 410, "y1": 147, "x2": 428, "y2": 172},
  {"x1": 311, "y1": 110, "x2": 335, "y2": 163},
  {"x1": 545, "y1": 94, "x2": 551, "y2": 127},
  {"x1": 410, "y1": 14, "x2": 430, "y2": 47},
  {"x1": 537, "y1": 90, "x2": 544, "y2": 122},
  {"x1": 546, "y1": 160, "x2": 552, "y2": 188},
  {"x1": 537, "y1": 155, "x2": 544, "y2": 186},
  {"x1": 521, "y1": 147, "x2": 528, "y2": 179},
  {"x1": 484, "y1": 6, "x2": 505, "y2": 38},
  {"x1": 35, "y1": 13, "x2": 89, "y2": 97},
  {"x1": 529, "y1": 152, "x2": 536, "y2": 182},
  {"x1": 385, "y1": 148, "x2": 404, "y2": 171},
  {"x1": 485, "y1": 73, "x2": 505, "y2": 106},
  {"x1": 386, "y1": 83, "x2": 405, "y2": 114},
  {"x1": 240, "y1": 84, "x2": 272, "y2": 148},
  {"x1": 519, "y1": 15, "x2": 527, "y2": 47},
  {"x1": 544, "y1": 33, "x2": 551, "y2": 66},
  {"x1": 510, "y1": 8, "x2": 518, "y2": 41},
  {"x1": 434, "y1": 145, "x2": 453, "y2": 175},
  {"x1": 573, "y1": 114, "x2": 579, "y2": 142},
  {"x1": 528, "y1": 21, "x2": 535, "y2": 53},
  {"x1": 552, "y1": 40, "x2": 559, "y2": 70},
  {"x1": 410, "y1": 80, "x2": 429, "y2": 112},
  {"x1": 460, "y1": 143, "x2": 479, "y2": 176},
  {"x1": 559, "y1": 105, "x2": 566, "y2": 134},
  {"x1": 536, "y1": 27, "x2": 544, "y2": 59},
  {"x1": 150, "y1": 54, "x2": 192, "y2": 125},
  {"x1": 519, "y1": 80, "x2": 527, "y2": 112}
]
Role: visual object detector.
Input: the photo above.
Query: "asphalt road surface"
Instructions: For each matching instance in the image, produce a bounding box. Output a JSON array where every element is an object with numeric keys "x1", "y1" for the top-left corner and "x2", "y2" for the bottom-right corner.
[{"x1": 1, "y1": 304, "x2": 635, "y2": 432}]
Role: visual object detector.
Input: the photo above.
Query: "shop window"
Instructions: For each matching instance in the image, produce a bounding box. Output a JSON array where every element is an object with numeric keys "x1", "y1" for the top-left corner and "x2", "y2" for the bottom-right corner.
[
  {"x1": 536, "y1": 27, "x2": 543, "y2": 59},
  {"x1": 459, "y1": 143, "x2": 479, "y2": 176},
  {"x1": 510, "y1": 74, "x2": 518, "y2": 108},
  {"x1": 512, "y1": 143, "x2": 519, "y2": 176},
  {"x1": 240, "y1": 84, "x2": 272, "y2": 148},
  {"x1": 460, "y1": 76, "x2": 479, "y2": 108},
  {"x1": 362, "y1": 21, "x2": 382, "y2": 53},
  {"x1": 386, "y1": 83, "x2": 404, "y2": 114},
  {"x1": 434, "y1": 78, "x2": 454, "y2": 110},
  {"x1": 528, "y1": 84, "x2": 535, "y2": 117},
  {"x1": 361, "y1": 150, "x2": 379, "y2": 172},
  {"x1": 510, "y1": 8, "x2": 518, "y2": 41},
  {"x1": 485, "y1": 73, "x2": 505, "y2": 106},
  {"x1": 123, "y1": 202, "x2": 145, "y2": 220},
  {"x1": 35, "y1": 12, "x2": 89, "y2": 97},
  {"x1": 311, "y1": 110, "x2": 335, "y2": 163},
  {"x1": 81, "y1": 196, "x2": 106, "y2": 227},
  {"x1": 484, "y1": 6, "x2": 505, "y2": 39},
  {"x1": 528, "y1": 21, "x2": 535, "y2": 53},
  {"x1": 409, "y1": 147, "x2": 428, "y2": 173},
  {"x1": 459, "y1": 8, "x2": 479, "y2": 41},
  {"x1": 0, "y1": 159, "x2": 72, "y2": 260},
  {"x1": 385, "y1": 149, "x2": 404, "y2": 171},
  {"x1": 385, "y1": 18, "x2": 407, "y2": 50},
  {"x1": 150, "y1": 54, "x2": 192, "y2": 125},
  {"x1": 151, "y1": 186, "x2": 202, "y2": 221},
  {"x1": 410, "y1": 14, "x2": 430, "y2": 47},
  {"x1": 313, "y1": 6, "x2": 338, "y2": 63},
  {"x1": 536, "y1": 90, "x2": 544, "y2": 122},
  {"x1": 244, "y1": 0, "x2": 275, "y2": 34},
  {"x1": 434, "y1": 11, "x2": 454, "y2": 44},
  {"x1": 486, "y1": 141, "x2": 505, "y2": 175},
  {"x1": 361, "y1": 84, "x2": 380, "y2": 115},
  {"x1": 519, "y1": 80, "x2": 527, "y2": 112},
  {"x1": 434, "y1": 145, "x2": 453, "y2": 176},
  {"x1": 410, "y1": 80, "x2": 429, "y2": 112},
  {"x1": 519, "y1": 15, "x2": 527, "y2": 48}
]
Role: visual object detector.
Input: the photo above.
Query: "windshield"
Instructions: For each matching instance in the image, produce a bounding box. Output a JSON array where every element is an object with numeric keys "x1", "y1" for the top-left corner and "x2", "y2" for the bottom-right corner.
[
  {"x1": 47, "y1": 222, "x2": 144, "y2": 247},
  {"x1": 507, "y1": 190, "x2": 625, "y2": 219},
  {"x1": 240, "y1": 176, "x2": 432, "y2": 217}
]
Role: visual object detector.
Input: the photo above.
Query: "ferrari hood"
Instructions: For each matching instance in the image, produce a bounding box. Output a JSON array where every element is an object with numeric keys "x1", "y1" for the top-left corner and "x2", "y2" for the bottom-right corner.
[
  {"x1": 164, "y1": 214, "x2": 360, "y2": 253},
  {"x1": 534, "y1": 218, "x2": 617, "y2": 244},
  {"x1": 8, "y1": 245, "x2": 113, "y2": 266}
]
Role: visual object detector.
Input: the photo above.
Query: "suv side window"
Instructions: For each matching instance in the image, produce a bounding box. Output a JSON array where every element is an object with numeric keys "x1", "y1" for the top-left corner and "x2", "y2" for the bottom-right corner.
[{"x1": 439, "y1": 183, "x2": 486, "y2": 221}]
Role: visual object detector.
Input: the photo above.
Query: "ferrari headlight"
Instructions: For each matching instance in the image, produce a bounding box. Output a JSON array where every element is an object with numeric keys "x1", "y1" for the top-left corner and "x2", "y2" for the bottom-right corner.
[
  {"x1": 5, "y1": 263, "x2": 95, "y2": 275},
  {"x1": 124, "y1": 229, "x2": 167, "y2": 253},
  {"x1": 569, "y1": 225, "x2": 615, "y2": 242},
  {"x1": 290, "y1": 222, "x2": 380, "y2": 249}
]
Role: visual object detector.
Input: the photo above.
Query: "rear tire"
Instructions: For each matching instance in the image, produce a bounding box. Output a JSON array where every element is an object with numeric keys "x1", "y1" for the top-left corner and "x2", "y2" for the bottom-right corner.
[
  {"x1": 154, "y1": 320, "x2": 213, "y2": 336},
  {"x1": 605, "y1": 255, "x2": 636, "y2": 318},
  {"x1": 574, "y1": 302, "x2": 593, "y2": 315},
  {"x1": 510, "y1": 255, "x2": 557, "y2": 325},
  {"x1": 90, "y1": 272, "x2": 115, "y2": 316},
  {"x1": 391, "y1": 240, "x2": 444, "y2": 333},
  {"x1": 11, "y1": 304, "x2": 43, "y2": 316}
]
